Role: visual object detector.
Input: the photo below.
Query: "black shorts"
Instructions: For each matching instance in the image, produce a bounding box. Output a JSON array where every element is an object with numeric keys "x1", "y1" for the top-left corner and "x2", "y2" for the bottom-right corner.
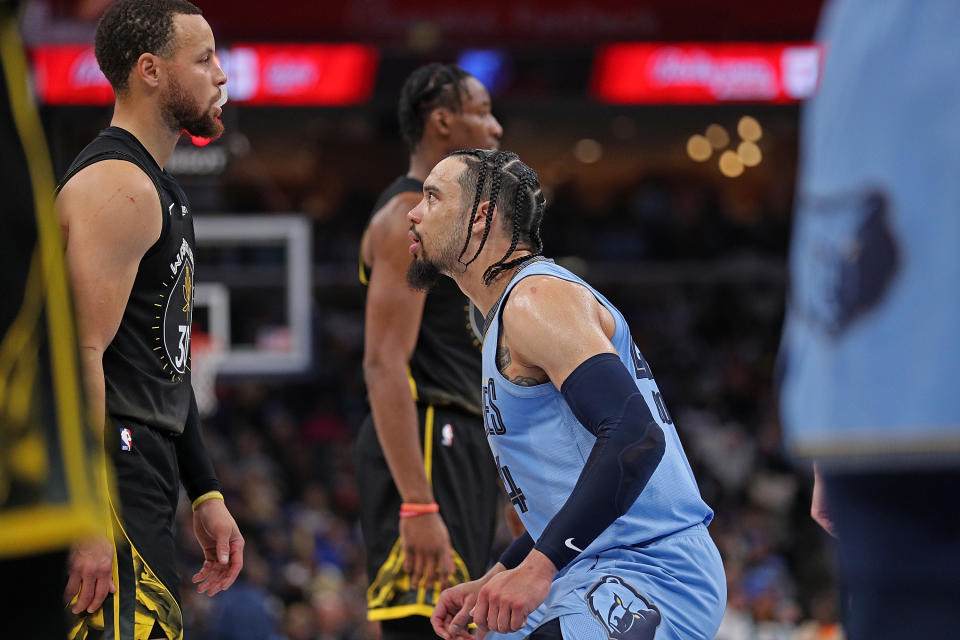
[
  {"x1": 356, "y1": 402, "x2": 499, "y2": 622},
  {"x1": 69, "y1": 421, "x2": 182, "y2": 640}
]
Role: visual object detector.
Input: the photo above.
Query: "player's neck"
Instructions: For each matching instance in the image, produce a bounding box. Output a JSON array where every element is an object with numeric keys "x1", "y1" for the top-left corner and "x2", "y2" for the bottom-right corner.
[
  {"x1": 110, "y1": 100, "x2": 181, "y2": 169},
  {"x1": 407, "y1": 147, "x2": 447, "y2": 183},
  {"x1": 456, "y1": 244, "x2": 534, "y2": 320}
]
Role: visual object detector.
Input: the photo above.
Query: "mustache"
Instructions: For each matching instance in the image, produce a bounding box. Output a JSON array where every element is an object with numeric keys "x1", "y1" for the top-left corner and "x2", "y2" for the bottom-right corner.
[{"x1": 409, "y1": 225, "x2": 422, "y2": 242}]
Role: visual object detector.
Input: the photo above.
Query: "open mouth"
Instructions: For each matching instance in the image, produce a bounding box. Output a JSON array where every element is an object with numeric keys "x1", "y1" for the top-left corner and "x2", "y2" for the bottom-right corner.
[{"x1": 212, "y1": 86, "x2": 228, "y2": 118}]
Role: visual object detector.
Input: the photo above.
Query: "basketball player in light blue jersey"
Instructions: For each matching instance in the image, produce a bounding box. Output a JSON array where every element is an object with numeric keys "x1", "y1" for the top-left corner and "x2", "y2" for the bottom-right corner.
[
  {"x1": 778, "y1": 1, "x2": 960, "y2": 637},
  {"x1": 405, "y1": 149, "x2": 725, "y2": 640}
]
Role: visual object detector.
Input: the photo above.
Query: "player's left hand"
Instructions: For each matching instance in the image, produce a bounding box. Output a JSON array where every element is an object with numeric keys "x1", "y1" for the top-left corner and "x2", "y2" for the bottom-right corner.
[
  {"x1": 191, "y1": 498, "x2": 244, "y2": 596},
  {"x1": 470, "y1": 549, "x2": 555, "y2": 636},
  {"x1": 432, "y1": 578, "x2": 483, "y2": 639}
]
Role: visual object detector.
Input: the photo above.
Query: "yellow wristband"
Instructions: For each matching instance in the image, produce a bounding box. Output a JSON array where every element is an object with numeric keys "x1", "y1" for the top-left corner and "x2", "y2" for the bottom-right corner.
[{"x1": 191, "y1": 490, "x2": 224, "y2": 511}]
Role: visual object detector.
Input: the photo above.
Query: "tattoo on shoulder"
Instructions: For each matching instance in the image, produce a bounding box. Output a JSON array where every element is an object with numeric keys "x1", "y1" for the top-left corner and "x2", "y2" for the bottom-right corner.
[
  {"x1": 496, "y1": 345, "x2": 512, "y2": 371},
  {"x1": 510, "y1": 375, "x2": 543, "y2": 387}
]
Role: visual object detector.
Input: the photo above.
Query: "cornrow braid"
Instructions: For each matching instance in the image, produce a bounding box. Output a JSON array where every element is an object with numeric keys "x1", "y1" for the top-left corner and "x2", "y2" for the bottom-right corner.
[
  {"x1": 482, "y1": 172, "x2": 528, "y2": 283},
  {"x1": 468, "y1": 151, "x2": 507, "y2": 267},
  {"x1": 448, "y1": 149, "x2": 548, "y2": 285},
  {"x1": 456, "y1": 149, "x2": 488, "y2": 265}
]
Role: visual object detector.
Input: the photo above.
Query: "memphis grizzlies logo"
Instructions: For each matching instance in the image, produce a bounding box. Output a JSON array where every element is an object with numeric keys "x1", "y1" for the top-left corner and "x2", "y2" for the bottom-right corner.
[
  {"x1": 792, "y1": 188, "x2": 899, "y2": 337},
  {"x1": 586, "y1": 575, "x2": 661, "y2": 640}
]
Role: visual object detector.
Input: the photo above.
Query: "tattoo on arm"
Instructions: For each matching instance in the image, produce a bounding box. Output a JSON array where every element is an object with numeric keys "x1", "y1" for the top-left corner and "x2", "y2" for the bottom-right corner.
[
  {"x1": 496, "y1": 345, "x2": 512, "y2": 371},
  {"x1": 498, "y1": 341, "x2": 547, "y2": 386}
]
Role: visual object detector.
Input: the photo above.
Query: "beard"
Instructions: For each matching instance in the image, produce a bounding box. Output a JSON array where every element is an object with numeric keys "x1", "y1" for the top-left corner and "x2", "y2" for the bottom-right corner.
[
  {"x1": 161, "y1": 75, "x2": 223, "y2": 139},
  {"x1": 406, "y1": 256, "x2": 445, "y2": 291}
]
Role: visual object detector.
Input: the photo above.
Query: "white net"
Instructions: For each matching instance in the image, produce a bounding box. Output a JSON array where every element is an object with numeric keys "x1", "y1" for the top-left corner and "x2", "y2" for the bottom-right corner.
[{"x1": 190, "y1": 331, "x2": 224, "y2": 418}]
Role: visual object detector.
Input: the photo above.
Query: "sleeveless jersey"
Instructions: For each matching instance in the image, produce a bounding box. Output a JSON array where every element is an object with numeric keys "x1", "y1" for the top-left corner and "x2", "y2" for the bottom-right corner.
[
  {"x1": 778, "y1": 0, "x2": 960, "y2": 465},
  {"x1": 59, "y1": 127, "x2": 196, "y2": 434},
  {"x1": 481, "y1": 261, "x2": 713, "y2": 556},
  {"x1": 361, "y1": 176, "x2": 482, "y2": 415}
]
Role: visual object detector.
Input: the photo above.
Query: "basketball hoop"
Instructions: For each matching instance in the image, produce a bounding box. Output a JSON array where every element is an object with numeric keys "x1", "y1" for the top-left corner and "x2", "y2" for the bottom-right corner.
[{"x1": 190, "y1": 329, "x2": 224, "y2": 417}]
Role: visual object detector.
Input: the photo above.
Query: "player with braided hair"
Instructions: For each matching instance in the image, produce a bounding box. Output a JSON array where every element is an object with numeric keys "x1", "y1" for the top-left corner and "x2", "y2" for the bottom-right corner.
[
  {"x1": 356, "y1": 64, "x2": 503, "y2": 638},
  {"x1": 408, "y1": 150, "x2": 546, "y2": 293},
  {"x1": 455, "y1": 150, "x2": 546, "y2": 284},
  {"x1": 409, "y1": 150, "x2": 724, "y2": 640}
]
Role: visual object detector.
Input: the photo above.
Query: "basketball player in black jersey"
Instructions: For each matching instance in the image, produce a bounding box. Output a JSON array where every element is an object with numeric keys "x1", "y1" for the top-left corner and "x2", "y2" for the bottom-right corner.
[
  {"x1": 356, "y1": 64, "x2": 503, "y2": 638},
  {"x1": 56, "y1": 1, "x2": 243, "y2": 638}
]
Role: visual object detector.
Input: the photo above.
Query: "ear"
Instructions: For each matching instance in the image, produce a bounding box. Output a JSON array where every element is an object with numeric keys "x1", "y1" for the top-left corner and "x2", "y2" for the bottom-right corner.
[
  {"x1": 430, "y1": 108, "x2": 454, "y2": 138},
  {"x1": 135, "y1": 52, "x2": 163, "y2": 90},
  {"x1": 473, "y1": 200, "x2": 495, "y2": 230}
]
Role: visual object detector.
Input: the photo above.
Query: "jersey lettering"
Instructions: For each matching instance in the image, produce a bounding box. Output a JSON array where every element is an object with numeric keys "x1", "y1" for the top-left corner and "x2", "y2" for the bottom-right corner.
[
  {"x1": 630, "y1": 339, "x2": 654, "y2": 380},
  {"x1": 174, "y1": 324, "x2": 190, "y2": 369},
  {"x1": 162, "y1": 255, "x2": 194, "y2": 378},
  {"x1": 483, "y1": 378, "x2": 507, "y2": 435},
  {"x1": 496, "y1": 456, "x2": 528, "y2": 513},
  {"x1": 652, "y1": 391, "x2": 673, "y2": 425}
]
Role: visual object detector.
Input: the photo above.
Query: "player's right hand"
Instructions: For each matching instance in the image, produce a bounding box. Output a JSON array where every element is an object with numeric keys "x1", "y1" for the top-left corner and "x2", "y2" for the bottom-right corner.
[
  {"x1": 431, "y1": 579, "x2": 482, "y2": 640},
  {"x1": 65, "y1": 534, "x2": 116, "y2": 614},
  {"x1": 400, "y1": 512, "x2": 454, "y2": 590}
]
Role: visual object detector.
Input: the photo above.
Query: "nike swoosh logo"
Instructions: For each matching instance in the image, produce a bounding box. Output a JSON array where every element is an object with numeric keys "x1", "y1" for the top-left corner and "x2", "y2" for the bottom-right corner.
[
  {"x1": 564, "y1": 538, "x2": 583, "y2": 553},
  {"x1": 168, "y1": 203, "x2": 175, "y2": 215}
]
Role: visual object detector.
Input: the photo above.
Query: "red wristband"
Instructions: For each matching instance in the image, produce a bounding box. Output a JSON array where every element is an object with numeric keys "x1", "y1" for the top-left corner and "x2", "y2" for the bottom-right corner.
[{"x1": 399, "y1": 502, "x2": 439, "y2": 518}]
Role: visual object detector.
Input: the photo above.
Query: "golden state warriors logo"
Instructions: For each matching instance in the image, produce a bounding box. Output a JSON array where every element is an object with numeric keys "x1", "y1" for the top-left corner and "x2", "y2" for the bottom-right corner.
[
  {"x1": 586, "y1": 575, "x2": 661, "y2": 640},
  {"x1": 154, "y1": 239, "x2": 195, "y2": 382},
  {"x1": 182, "y1": 263, "x2": 193, "y2": 313}
]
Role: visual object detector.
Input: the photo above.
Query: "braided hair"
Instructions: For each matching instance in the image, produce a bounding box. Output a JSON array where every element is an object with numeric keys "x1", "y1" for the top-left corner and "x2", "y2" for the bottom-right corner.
[
  {"x1": 449, "y1": 150, "x2": 547, "y2": 285},
  {"x1": 398, "y1": 64, "x2": 470, "y2": 152}
]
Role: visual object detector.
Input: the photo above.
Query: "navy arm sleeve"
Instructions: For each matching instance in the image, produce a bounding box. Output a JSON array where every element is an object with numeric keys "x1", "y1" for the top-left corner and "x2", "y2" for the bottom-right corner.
[
  {"x1": 533, "y1": 352, "x2": 666, "y2": 570},
  {"x1": 175, "y1": 391, "x2": 220, "y2": 501},
  {"x1": 498, "y1": 531, "x2": 535, "y2": 570}
]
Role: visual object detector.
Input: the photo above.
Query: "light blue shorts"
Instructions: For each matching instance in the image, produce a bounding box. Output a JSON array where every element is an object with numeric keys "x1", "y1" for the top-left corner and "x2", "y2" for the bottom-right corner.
[{"x1": 488, "y1": 525, "x2": 726, "y2": 640}]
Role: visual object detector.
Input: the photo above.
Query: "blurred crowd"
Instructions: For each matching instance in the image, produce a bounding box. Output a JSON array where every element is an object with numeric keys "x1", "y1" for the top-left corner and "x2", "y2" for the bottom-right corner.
[{"x1": 175, "y1": 170, "x2": 843, "y2": 640}]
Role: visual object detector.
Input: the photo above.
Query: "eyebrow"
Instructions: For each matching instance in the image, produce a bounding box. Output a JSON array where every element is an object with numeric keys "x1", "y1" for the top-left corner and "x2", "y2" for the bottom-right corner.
[{"x1": 423, "y1": 183, "x2": 442, "y2": 195}]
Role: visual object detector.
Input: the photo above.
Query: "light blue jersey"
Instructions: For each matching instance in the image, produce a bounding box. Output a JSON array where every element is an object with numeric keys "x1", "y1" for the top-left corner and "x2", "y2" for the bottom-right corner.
[
  {"x1": 481, "y1": 260, "x2": 712, "y2": 550},
  {"x1": 779, "y1": 0, "x2": 960, "y2": 466},
  {"x1": 481, "y1": 261, "x2": 724, "y2": 639}
]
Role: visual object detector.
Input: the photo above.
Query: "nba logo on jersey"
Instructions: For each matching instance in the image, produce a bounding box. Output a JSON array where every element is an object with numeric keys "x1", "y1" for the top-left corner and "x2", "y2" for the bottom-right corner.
[
  {"x1": 441, "y1": 423, "x2": 454, "y2": 447},
  {"x1": 120, "y1": 428, "x2": 133, "y2": 452}
]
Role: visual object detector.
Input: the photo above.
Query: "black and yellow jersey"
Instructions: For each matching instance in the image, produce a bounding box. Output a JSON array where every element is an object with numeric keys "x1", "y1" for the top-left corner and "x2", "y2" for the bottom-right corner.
[
  {"x1": 59, "y1": 127, "x2": 196, "y2": 435},
  {"x1": 1, "y1": 4, "x2": 107, "y2": 556},
  {"x1": 360, "y1": 176, "x2": 482, "y2": 416}
]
